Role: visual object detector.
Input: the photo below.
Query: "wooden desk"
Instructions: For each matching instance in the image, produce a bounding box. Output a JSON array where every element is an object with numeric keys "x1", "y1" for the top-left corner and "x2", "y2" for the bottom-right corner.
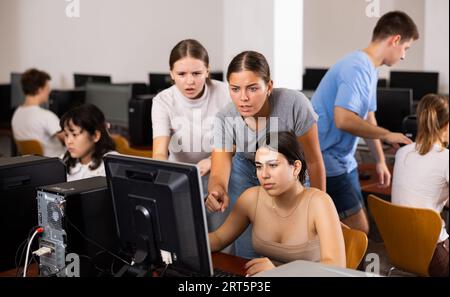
[
  {"x1": 0, "y1": 252, "x2": 247, "y2": 277},
  {"x1": 358, "y1": 163, "x2": 392, "y2": 199}
]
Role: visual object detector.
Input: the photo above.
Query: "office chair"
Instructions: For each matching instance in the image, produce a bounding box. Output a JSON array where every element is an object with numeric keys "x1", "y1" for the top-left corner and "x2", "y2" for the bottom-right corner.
[
  {"x1": 341, "y1": 224, "x2": 368, "y2": 270},
  {"x1": 368, "y1": 194, "x2": 442, "y2": 277},
  {"x1": 111, "y1": 134, "x2": 152, "y2": 158},
  {"x1": 15, "y1": 139, "x2": 44, "y2": 156}
]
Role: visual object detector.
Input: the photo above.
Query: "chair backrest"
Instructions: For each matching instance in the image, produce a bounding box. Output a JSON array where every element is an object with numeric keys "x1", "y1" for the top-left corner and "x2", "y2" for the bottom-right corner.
[
  {"x1": 15, "y1": 139, "x2": 44, "y2": 156},
  {"x1": 368, "y1": 194, "x2": 442, "y2": 276},
  {"x1": 342, "y1": 225, "x2": 368, "y2": 269},
  {"x1": 111, "y1": 134, "x2": 152, "y2": 158}
]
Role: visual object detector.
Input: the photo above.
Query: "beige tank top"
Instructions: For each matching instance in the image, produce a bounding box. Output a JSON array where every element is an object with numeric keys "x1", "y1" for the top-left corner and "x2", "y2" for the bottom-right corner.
[{"x1": 252, "y1": 188, "x2": 321, "y2": 264}]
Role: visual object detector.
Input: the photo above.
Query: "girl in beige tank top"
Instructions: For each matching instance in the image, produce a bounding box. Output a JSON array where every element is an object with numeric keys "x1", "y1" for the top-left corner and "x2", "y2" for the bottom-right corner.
[{"x1": 207, "y1": 131, "x2": 346, "y2": 276}]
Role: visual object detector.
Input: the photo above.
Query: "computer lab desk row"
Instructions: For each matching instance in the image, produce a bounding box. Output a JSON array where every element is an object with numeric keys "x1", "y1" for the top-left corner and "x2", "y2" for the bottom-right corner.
[{"x1": 0, "y1": 252, "x2": 248, "y2": 277}]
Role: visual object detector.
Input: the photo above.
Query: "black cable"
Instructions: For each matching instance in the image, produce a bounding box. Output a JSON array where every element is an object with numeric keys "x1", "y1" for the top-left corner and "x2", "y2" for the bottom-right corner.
[{"x1": 64, "y1": 215, "x2": 131, "y2": 267}]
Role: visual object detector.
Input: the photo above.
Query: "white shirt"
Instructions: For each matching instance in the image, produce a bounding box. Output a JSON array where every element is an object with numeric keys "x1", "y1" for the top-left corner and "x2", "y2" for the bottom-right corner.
[
  {"x1": 151, "y1": 80, "x2": 231, "y2": 164},
  {"x1": 11, "y1": 105, "x2": 65, "y2": 157},
  {"x1": 392, "y1": 143, "x2": 449, "y2": 242},
  {"x1": 65, "y1": 151, "x2": 118, "y2": 182}
]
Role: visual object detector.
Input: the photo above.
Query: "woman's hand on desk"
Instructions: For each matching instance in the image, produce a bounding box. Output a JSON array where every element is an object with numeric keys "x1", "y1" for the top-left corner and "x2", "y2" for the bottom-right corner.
[
  {"x1": 244, "y1": 257, "x2": 275, "y2": 276},
  {"x1": 376, "y1": 162, "x2": 391, "y2": 188}
]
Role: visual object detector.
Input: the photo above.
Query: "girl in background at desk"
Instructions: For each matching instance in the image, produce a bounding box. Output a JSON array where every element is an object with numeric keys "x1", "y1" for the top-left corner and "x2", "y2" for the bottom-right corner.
[
  {"x1": 207, "y1": 51, "x2": 326, "y2": 258},
  {"x1": 60, "y1": 104, "x2": 116, "y2": 182},
  {"x1": 207, "y1": 131, "x2": 345, "y2": 276},
  {"x1": 392, "y1": 94, "x2": 449, "y2": 277}
]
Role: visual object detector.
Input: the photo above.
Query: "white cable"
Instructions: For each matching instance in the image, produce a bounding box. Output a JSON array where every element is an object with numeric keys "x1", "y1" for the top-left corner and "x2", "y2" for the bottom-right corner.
[{"x1": 23, "y1": 229, "x2": 40, "y2": 277}]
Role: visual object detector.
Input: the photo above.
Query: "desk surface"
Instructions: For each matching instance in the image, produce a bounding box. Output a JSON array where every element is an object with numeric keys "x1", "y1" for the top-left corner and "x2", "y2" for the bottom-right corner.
[
  {"x1": 0, "y1": 252, "x2": 247, "y2": 277},
  {"x1": 358, "y1": 163, "x2": 392, "y2": 198}
]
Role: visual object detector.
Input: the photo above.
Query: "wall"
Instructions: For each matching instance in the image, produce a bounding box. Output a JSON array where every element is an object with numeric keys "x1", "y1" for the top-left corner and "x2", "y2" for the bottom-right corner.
[
  {"x1": 0, "y1": 0, "x2": 224, "y2": 88},
  {"x1": 424, "y1": 0, "x2": 449, "y2": 94},
  {"x1": 303, "y1": 0, "x2": 426, "y2": 80}
]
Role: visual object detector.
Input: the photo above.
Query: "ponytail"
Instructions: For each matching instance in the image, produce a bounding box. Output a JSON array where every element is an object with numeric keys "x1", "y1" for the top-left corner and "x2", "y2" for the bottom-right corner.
[{"x1": 415, "y1": 94, "x2": 449, "y2": 155}]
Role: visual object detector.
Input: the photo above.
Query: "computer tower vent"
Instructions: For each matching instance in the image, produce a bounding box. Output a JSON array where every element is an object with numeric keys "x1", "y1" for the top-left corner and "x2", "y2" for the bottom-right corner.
[{"x1": 47, "y1": 201, "x2": 64, "y2": 231}]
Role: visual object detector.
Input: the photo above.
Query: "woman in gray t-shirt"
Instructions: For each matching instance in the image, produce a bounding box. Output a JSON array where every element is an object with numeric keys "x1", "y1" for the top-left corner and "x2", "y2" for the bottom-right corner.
[{"x1": 206, "y1": 51, "x2": 326, "y2": 259}]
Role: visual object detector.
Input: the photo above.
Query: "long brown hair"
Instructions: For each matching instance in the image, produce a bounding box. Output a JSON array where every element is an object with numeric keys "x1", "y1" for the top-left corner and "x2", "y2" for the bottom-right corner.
[{"x1": 415, "y1": 94, "x2": 449, "y2": 155}]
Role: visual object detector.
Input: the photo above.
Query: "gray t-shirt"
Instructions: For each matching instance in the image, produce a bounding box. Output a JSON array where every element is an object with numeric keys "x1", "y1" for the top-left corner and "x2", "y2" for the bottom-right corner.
[{"x1": 214, "y1": 88, "x2": 318, "y2": 160}]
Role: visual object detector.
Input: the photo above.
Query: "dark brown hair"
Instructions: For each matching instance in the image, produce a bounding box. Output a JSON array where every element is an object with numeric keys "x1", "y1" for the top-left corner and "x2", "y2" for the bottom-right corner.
[
  {"x1": 416, "y1": 94, "x2": 449, "y2": 155},
  {"x1": 261, "y1": 131, "x2": 307, "y2": 184},
  {"x1": 21, "y1": 68, "x2": 51, "y2": 96},
  {"x1": 60, "y1": 104, "x2": 116, "y2": 173},
  {"x1": 169, "y1": 39, "x2": 210, "y2": 70},
  {"x1": 226, "y1": 51, "x2": 271, "y2": 84},
  {"x1": 372, "y1": 11, "x2": 419, "y2": 42}
]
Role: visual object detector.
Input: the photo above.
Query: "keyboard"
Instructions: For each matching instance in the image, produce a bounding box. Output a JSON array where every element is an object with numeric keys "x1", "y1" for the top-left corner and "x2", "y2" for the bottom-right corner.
[{"x1": 213, "y1": 268, "x2": 242, "y2": 277}]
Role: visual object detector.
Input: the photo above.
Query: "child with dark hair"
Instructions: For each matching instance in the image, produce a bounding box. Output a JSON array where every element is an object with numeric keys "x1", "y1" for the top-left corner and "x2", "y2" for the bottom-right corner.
[
  {"x1": 11, "y1": 68, "x2": 65, "y2": 157},
  {"x1": 60, "y1": 104, "x2": 116, "y2": 181},
  {"x1": 207, "y1": 131, "x2": 345, "y2": 275}
]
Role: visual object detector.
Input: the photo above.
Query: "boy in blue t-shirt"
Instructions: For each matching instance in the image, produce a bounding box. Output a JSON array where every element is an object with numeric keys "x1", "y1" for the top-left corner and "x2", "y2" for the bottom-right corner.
[{"x1": 312, "y1": 11, "x2": 419, "y2": 235}]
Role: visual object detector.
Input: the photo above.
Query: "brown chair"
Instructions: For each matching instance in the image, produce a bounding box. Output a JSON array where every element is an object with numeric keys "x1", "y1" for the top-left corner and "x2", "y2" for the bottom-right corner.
[
  {"x1": 342, "y1": 224, "x2": 368, "y2": 270},
  {"x1": 368, "y1": 194, "x2": 442, "y2": 277},
  {"x1": 15, "y1": 139, "x2": 44, "y2": 156},
  {"x1": 111, "y1": 134, "x2": 152, "y2": 158}
]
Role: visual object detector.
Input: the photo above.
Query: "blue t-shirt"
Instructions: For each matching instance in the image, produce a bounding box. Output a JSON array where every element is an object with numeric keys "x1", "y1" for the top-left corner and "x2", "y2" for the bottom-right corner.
[{"x1": 311, "y1": 51, "x2": 378, "y2": 177}]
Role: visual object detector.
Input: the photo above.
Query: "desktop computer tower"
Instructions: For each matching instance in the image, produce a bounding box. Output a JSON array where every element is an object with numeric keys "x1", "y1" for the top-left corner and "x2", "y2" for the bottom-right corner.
[
  {"x1": 49, "y1": 89, "x2": 86, "y2": 118},
  {"x1": 0, "y1": 156, "x2": 66, "y2": 271},
  {"x1": 36, "y1": 176, "x2": 119, "y2": 277},
  {"x1": 128, "y1": 94, "x2": 154, "y2": 146}
]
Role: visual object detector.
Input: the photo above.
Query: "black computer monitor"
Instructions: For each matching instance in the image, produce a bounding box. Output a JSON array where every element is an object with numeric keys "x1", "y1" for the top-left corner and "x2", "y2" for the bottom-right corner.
[
  {"x1": 104, "y1": 154, "x2": 212, "y2": 277},
  {"x1": 210, "y1": 72, "x2": 224, "y2": 81},
  {"x1": 377, "y1": 78, "x2": 388, "y2": 88},
  {"x1": 389, "y1": 71, "x2": 439, "y2": 101},
  {"x1": 73, "y1": 73, "x2": 112, "y2": 88},
  {"x1": 11, "y1": 72, "x2": 24, "y2": 109},
  {"x1": 0, "y1": 83, "x2": 12, "y2": 126},
  {"x1": 49, "y1": 89, "x2": 86, "y2": 118},
  {"x1": 302, "y1": 68, "x2": 328, "y2": 91},
  {"x1": 148, "y1": 73, "x2": 173, "y2": 95},
  {"x1": 376, "y1": 88, "x2": 413, "y2": 133},
  {"x1": 85, "y1": 83, "x2": 132, "y2": 127}
]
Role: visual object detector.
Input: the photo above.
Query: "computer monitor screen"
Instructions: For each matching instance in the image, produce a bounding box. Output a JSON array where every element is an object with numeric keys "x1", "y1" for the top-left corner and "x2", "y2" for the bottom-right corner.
[
  {"x1": 210, "y1": 72, "x2": 224, "y2": 81},
  {"x1": 11, "y1": 72, "x2": 24, "y2": 109},
  {"x1": 302, "y1": 68, "x2": 328, "y2": 91},
  {"x1": 85, "y1": 83, "x2": 132, "y2": 127},
  {"x1": 376, "y1": 88, "x2": 413, "y2": 133},
  {"x1": 74, "y1": 73, "x2": 112, "y2": 88},
  {"x1": 148, "y1": 73, "x2": 173, "y2": 95},
  {"x1": 104, "y1": 154, "x2": 213, "y2": 277},
  {"x1": 377, "y1": 78, "x2": 388, "y2": 88},
  {"x1": 389, "y1": 71, "x2": 439, "y2": 101}
]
